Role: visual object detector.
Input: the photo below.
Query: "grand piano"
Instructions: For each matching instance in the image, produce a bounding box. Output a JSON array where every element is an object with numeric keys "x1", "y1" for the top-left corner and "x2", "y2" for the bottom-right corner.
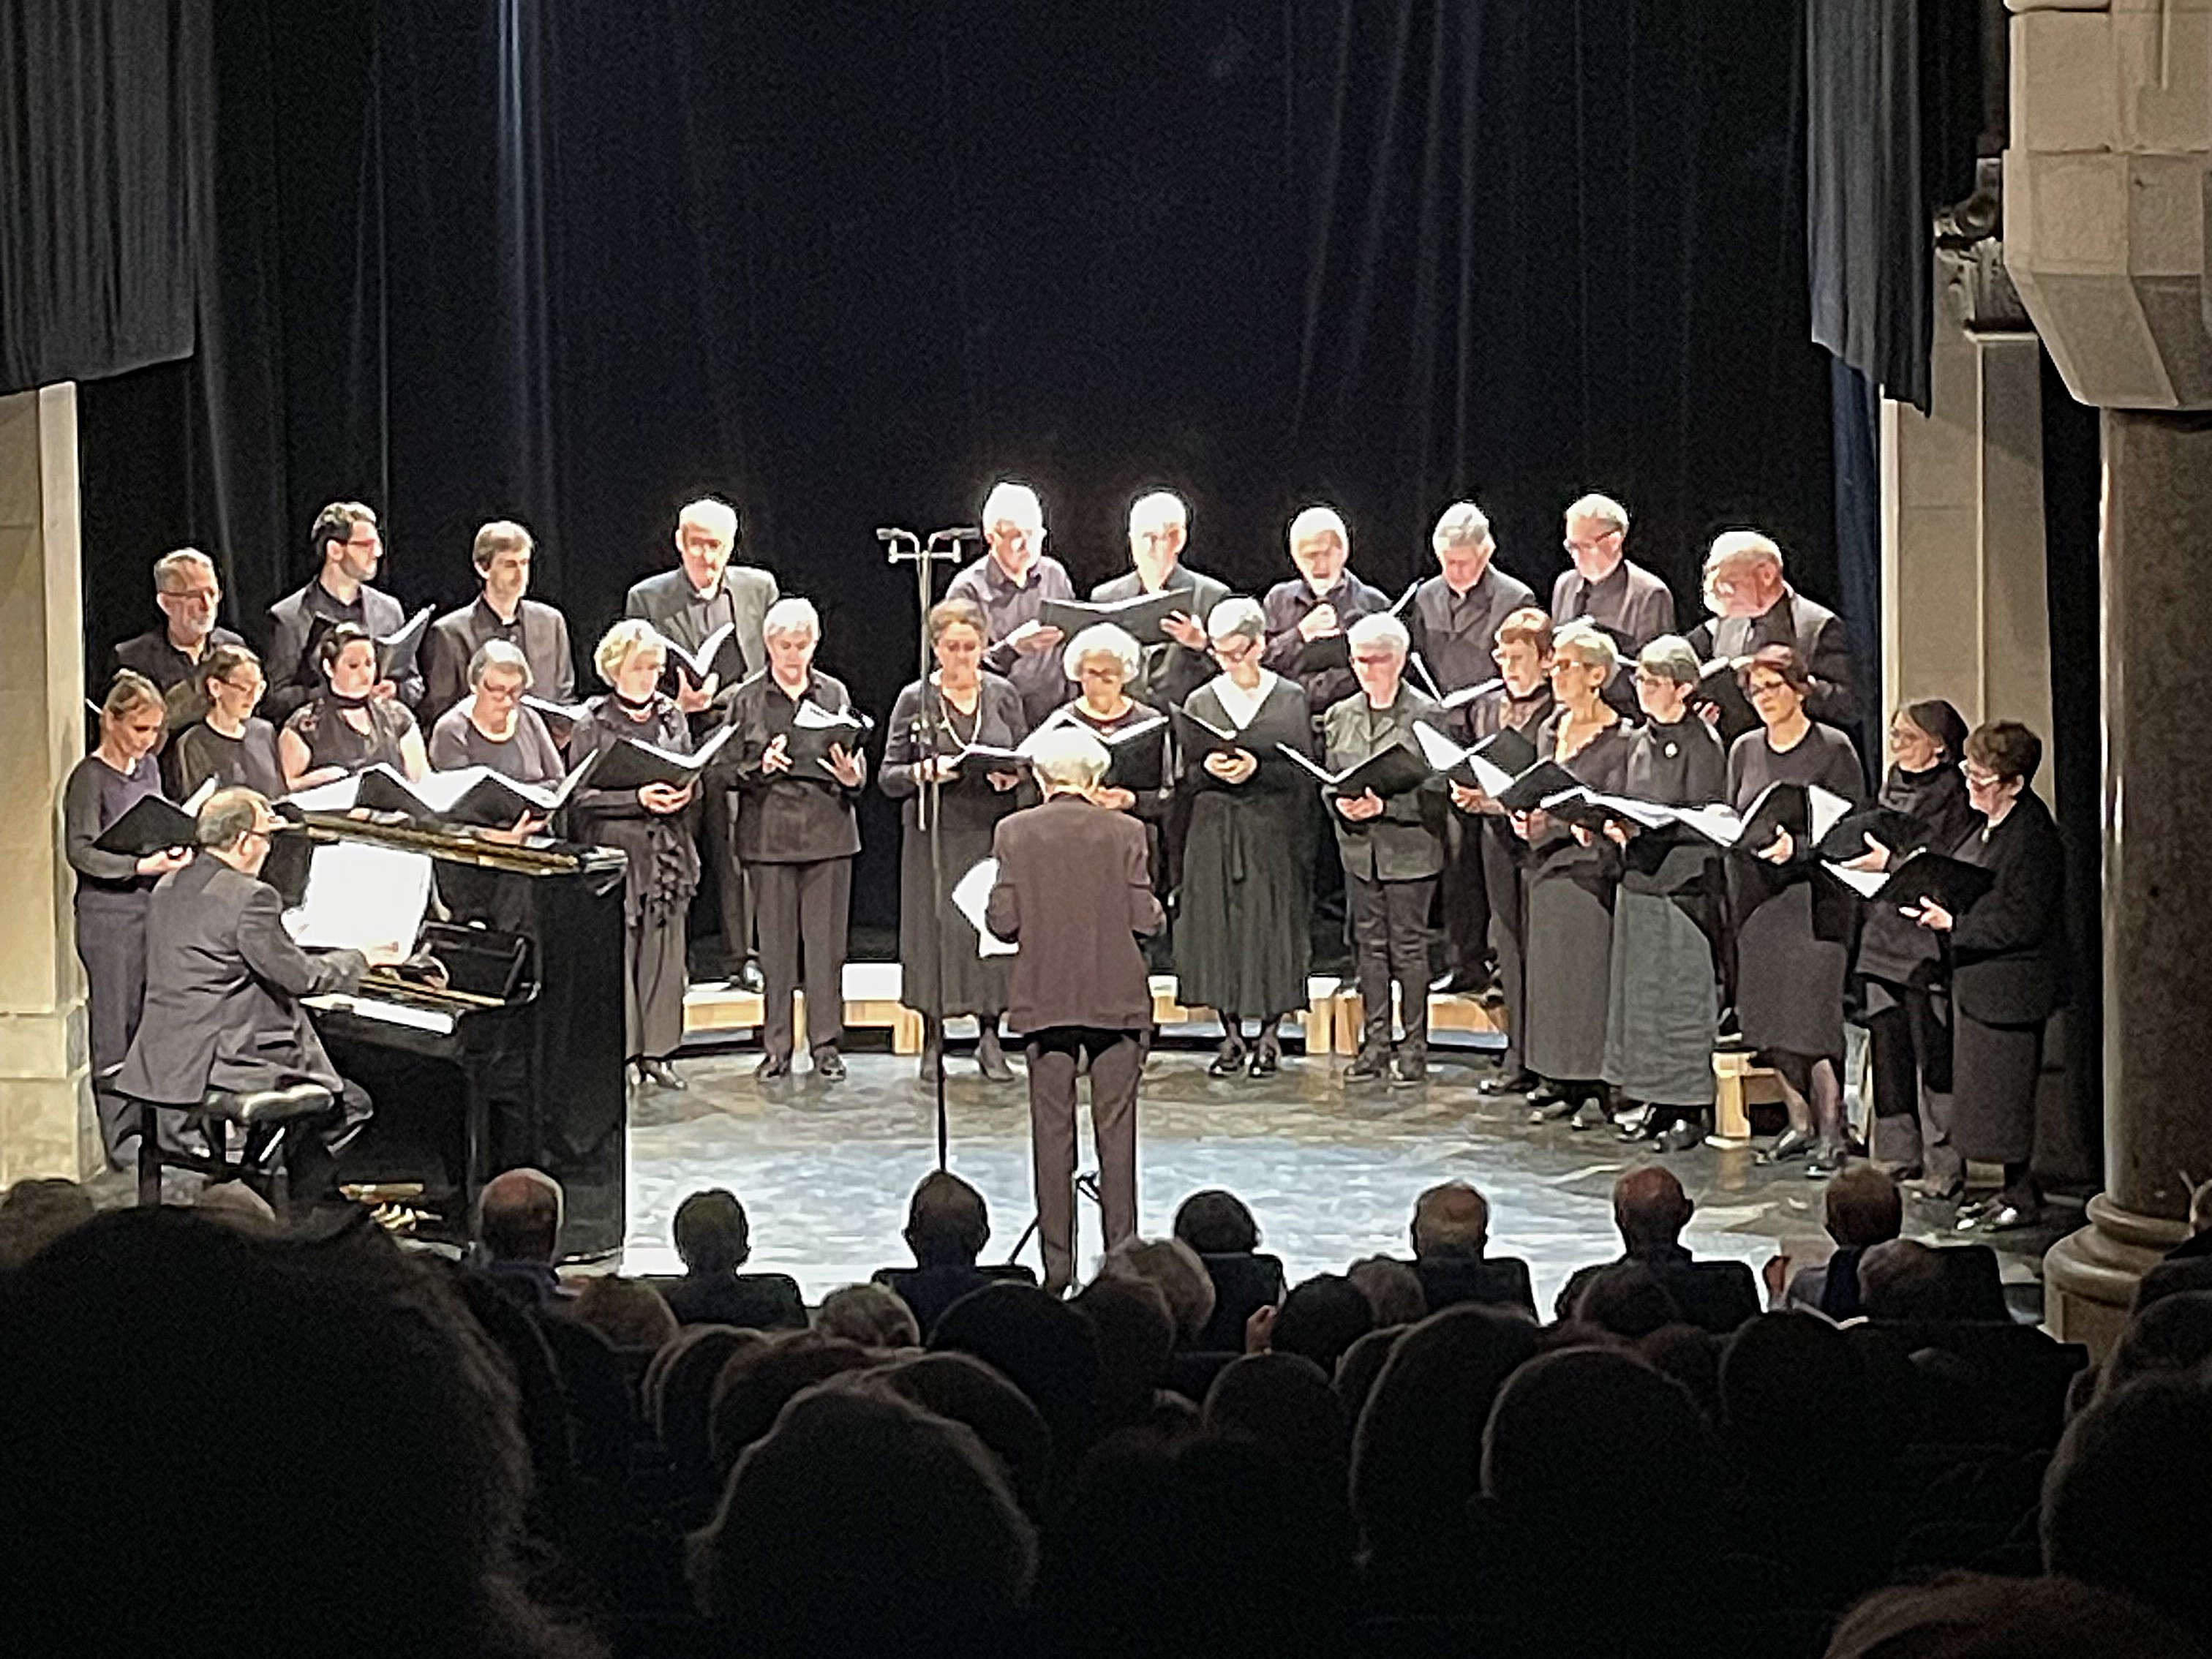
[{"x1": 267, "y1": 814, "x2": 631, "y2": 1258}]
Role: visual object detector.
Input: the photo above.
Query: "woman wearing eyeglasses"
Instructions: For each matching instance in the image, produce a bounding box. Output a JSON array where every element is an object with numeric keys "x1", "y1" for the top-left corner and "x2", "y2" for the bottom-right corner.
[
  {"x1": 1900, "y1": 721, "x2": 2067, "y2": 1231},
  {"x1": 170, "y1": 644, "x2": 286, "y2": 800},
  {"x1": 1727, "y1": 644, "x2": 1866, "y2": 1176},
  {"x1": 1841, "y1": 700, "x2": 1978, "y2": 1198}
]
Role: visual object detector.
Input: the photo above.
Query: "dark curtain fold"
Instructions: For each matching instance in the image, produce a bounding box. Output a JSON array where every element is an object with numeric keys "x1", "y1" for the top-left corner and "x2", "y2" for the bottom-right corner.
[{"x1": 1828, "y1": 358, "x2": 1883, "y2": 773}]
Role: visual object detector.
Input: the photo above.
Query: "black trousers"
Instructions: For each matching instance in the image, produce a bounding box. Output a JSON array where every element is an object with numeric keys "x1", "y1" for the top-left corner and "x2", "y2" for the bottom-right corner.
[
  {"x1": 753, "y1": 858, "x2": 851, "y2": 1060},
  {"x1": 1865, "y1": 983, "x2": 1960, "y2": 1188},
  {"x1": 1479, "y1": 821, "x2": 1529, "y2": 1073},
  {"x1": 1346, "y1": 873, "x2": 1437, "y2": 1053},
  {"x1": 1026, "y1": 1026, "x2": 1143, "y2": 1290},
  {"x1": 700, "y1": 785, "x2": 756, "y2": 972},
  {"x1": 1440, "y1": 812, "x2": 1491, "y2": 978}
]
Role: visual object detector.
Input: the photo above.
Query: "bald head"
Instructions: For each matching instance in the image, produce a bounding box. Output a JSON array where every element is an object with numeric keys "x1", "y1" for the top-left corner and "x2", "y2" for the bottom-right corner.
[
  {"x1": 1411, "y1": 1181, "x2": 1491, "y2": 1260},
  {"x1": 1613, "y1": 1167, "x2": 1693, "y2": 1255},
  {"x1": 479, "y1": 1167, "x2": 563, "y2": 1264},
  {"x1": 1824, "y1": 1167, "x2": 1904, "y2": 1249}
]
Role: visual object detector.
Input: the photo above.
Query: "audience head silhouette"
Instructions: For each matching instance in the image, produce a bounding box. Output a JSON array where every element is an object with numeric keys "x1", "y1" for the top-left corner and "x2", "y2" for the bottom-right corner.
[
  {"x1": 1173, "y1": 1187, "x2": 1261, "y2": 1255},
  {"x1": 478, "y1": 1167, "x2": 563, "y2": 1265},
  {"x1": 674, "y1": 1186, "x2": 750, "y2": 1274},
  {"x1": 1613, "y1": 1165, "x2": 1694, "y2": 1254},
  {"x1": 904, "y1": 1170, "x2": 989, "y2": 1268},
  {"x1": 1410, "y1": 1180, "x2": 1490, "y2": 1257}
]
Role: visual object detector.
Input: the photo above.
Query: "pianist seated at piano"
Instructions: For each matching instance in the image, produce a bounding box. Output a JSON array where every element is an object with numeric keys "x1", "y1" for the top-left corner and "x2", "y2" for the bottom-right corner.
[
  {"x1": 168, "y1": 644, "x2": 286, "y2": 800},
  {"x1": 277, "y1": 622, "x2": 429, "y2": 794},
  {"x1": 117, "y1": 789, "x2": 407, "y2": 1203},
  {"x1": 568, "y1": 619, "x2": 699, "y2": 1092}
]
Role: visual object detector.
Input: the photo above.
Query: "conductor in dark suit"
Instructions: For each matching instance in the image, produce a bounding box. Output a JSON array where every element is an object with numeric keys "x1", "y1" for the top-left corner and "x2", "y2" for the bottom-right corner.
[
  {"x1": 265, "y1": 502, "x2": 422, "y2": 723},
  {"x1": 624, "y1": 496, "x2": 780, "y2": 989},
  {"x1": 985, "y1": 726, "x2": 1166, "y2": 1294},
  {"x1": 1905, "y1": 721, "x2": 2068, "y2": 1232},
  {"x1": 116, "y1": 788, "x2": 403, "y2": 1196},
  {"x1": 1685, "y1": 530, "x2": 1857, "y2": 738},
  {"x1": 419, "y1": 520, "x2": 575, "y2": 723}
]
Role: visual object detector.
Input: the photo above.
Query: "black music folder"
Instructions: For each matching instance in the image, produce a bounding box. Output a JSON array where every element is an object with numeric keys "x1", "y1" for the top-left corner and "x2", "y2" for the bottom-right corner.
[
  {"x1": 1276, "y1": 739, "x2": 1429, "y2": 799},
  {"x1": 92, "y1": 779, "x2": 218, "y2": 856}
]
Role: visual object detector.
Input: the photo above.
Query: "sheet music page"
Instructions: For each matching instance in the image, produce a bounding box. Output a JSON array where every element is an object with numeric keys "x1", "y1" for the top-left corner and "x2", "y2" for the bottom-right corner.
[
  {"x1": 284, "y1": 840, "x2": 433, "y2": 952},
  {"x1": 951, "y1": 857, "x2": 1017, "y2": 957},
  {"x1": 285, "y1": 774, "x2": 364, "y2": 813}
]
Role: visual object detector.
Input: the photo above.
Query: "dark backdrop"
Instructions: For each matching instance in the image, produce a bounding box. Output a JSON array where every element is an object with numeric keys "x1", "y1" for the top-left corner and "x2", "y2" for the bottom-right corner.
[{"x1": 73, "y1": 0, "x2": 1837, "y2": 932}]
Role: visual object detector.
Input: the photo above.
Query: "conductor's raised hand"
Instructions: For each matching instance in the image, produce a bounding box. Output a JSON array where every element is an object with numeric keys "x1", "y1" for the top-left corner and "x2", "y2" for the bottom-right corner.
[{"x1": 1335, "y1": 789, "x2": 1385, "y2": 821}]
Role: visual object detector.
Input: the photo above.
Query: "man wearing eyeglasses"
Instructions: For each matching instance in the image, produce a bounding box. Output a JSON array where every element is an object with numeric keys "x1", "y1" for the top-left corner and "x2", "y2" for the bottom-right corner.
[
  {"x1": 1685, "y1": 528, "x2": 1856, "y2": 740},
  {"x1": 113, "y1": 548, "x2": 244, "y2": 701},
  {"x1": 265, "y1": 502, "x2": 423, "y2": 722},
  {"x1": 1549, "y1": 492, "x2": 1675, "y2": 659},
  {"x1": 1089, "y1": 490, "x2": 1228, "y2": 710}
]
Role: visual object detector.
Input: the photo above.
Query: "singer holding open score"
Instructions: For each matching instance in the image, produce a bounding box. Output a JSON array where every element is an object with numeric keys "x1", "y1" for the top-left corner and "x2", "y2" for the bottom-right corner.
[{"x1": 278, "y1": 624, "x2": 429, "y2": 793}]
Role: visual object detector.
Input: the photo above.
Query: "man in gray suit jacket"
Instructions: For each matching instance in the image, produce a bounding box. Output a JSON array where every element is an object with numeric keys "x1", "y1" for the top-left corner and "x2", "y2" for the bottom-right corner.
[
  {"x1": 117, "y1": 789, "x2": 404, "y2": 1193},
  {"x1": 986, "y1": 728, "x2": 1165, "y2": 1294},
  {"x1": 265, "y1": 502, "x2": 424, "y2": 723},
  {"x1": 1685, "y1": 529, "x2": 1858, "y2": 737},
  {"x1": 623, "y1": 496, "x2": 780, "y2": 988},
  {"x1": 420, "y1": 520, "x2": 575, "y2": 723}
]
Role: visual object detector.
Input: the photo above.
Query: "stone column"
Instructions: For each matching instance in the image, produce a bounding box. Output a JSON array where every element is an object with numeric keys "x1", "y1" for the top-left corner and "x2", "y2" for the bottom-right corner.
[
  {"x1": 0, "y1": 383, "x2": 96, "y2": 1185},
  {"x1": 2043, "y1": 409, "x2": 2212, "y2": 1354}
]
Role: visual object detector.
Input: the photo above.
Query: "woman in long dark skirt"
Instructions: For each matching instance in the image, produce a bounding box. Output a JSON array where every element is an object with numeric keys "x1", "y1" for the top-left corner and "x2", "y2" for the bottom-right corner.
[
  {"x1": 1726, "y1": 645, "x2": 1867, "y2": 1177},
  {"x1": 1602, "y1": 636, "x2": 1728, "y2": 1151},
  {"x1": 1174, "y1": 596, "x2": 1319, "y2": 1077},
  {"x1": 881, "y1": 598, "x2": 1029, "y2": 1081},
  {"x1": 1516, "y1": 622, "x2": 1637, "y2": 1129},
  {"x1": 1841, "y1": 699, "x2": 1977, "y2": 1195}
]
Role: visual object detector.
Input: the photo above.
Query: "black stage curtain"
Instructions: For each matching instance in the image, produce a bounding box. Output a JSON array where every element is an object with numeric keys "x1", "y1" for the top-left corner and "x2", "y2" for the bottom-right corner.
[
  {"x1": 0, "y1": 0, "x2": 210, "y2": 391},
  {"x1": 77, "y1": 0, "x2": 1838, "y2": 933}
]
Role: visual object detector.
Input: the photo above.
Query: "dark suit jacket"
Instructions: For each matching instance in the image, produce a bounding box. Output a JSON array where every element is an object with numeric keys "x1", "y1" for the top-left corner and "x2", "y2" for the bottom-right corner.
[
  {"x1": 715, "y1": 669, "x2": 865, "y2": 862},
  {"x1": 1554, "y1": 1245, "x2": 1761, "y2": 1335},
  {"x1": 985, "y1": 794, "x2": 1164, "y2": 1033},
  {"x1": 265, "y1": 579, "x2": 418, "y2": 722},
  {"x1": 1949, "y1": 789, "x2": 2068, "y2": 1025},
  {"x1": 622, "y1": 565, "x2": 779, "y2": 680},
  {"x1": 1688, "y1": 587, "x2": 1857, "y2": 731},
  {"x1": 649, "y1": 1271, "x2": 808, "y2": 1330},
  {"x1": 1549, "y1": 558, "x2": 1676, "y2": 654},
  {"x1": 1091, "y1": 565, "x2": 1232, "y2": 710},
  {"x1": 1412, "y1": 1254, "x2": 1539, "y2": 1320},
  {"x1": 1406, "y1": 566, "x2": 1535, "y2": 694},
  {"x1": 116, "y1": 854, "x2": 367, "y2": 1105},
  {"x1": 420, "y1": 595, "x2": 576, "y2": 721}
]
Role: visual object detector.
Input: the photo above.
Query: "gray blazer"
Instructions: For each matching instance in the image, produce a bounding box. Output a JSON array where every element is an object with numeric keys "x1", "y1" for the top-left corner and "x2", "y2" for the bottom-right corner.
[
  {"x1": 622, "y1": 565, "x2": 780, "y2": 680},
  {"x1": 1091, "y1": 565, "x2": 1232, "y2": 710},
  {"x1": 1322, "y1": 684, "x2": 1449, "y2": 882},
  {"x1": 116, "y1": 854, "x2": 368, "y2": 1105},
  {"x1": 420, "y1": 595, "x2": 576, "y2": 722},
  {"x1": 986, "y1": 795, "x2": 1164, "y2": 1034},
  {"x1": 265, "y1": 580, "x2": 418, "y2": 723},
  {"x1": 1688, "y1": 588, "x2": 1858, "y2": 731}
]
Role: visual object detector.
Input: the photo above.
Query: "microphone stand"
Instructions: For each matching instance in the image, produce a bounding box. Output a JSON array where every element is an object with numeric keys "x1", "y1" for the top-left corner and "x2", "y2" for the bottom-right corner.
[{"x1": 879, "y1": 525, "x2": 976, "y2": 1169}]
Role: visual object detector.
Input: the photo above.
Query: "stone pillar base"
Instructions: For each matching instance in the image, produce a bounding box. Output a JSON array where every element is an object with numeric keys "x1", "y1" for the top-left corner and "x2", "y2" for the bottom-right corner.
[{"x1": 2044, "y1": 1192, "x2": 2191, "y2": 1360}]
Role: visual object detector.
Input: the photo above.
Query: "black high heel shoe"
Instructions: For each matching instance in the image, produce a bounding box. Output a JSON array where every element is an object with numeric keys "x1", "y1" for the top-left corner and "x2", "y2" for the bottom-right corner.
[
  {"x1": 1248, "y1": 1034, "x2": 1282, "y2": 1077},
  {"x1": 1208, "y1": 1036, "x2": 1249, "y2": 1078}
]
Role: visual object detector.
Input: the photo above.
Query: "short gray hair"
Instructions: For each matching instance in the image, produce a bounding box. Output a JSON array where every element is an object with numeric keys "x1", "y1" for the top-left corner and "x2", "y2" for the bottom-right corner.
[
  {"x1": 196, "y1": 787, "x2": 268, "y2": 850},
  {"x1": 677, "y1": 497, "x2": 738, "y2": 542},
  {"x1": 981, "y1": 480, "x2": 1045, "y2": 533},
  {"x1": 1128, "y1": 490, "x2": 1187, "y2": 535},
  {"x1": 1636, "y1": 633, "x2": 1701, "y2": 687},
  {"x1": 813, "y1": 1282, "x2": 921, "y2": 1348},
  {"x1": 1061, "y1": 621, "x2": 1140, "y2": 682},
  {"x1": 1704, "y1": 527, "x2": 1783, "y2": 576},
  {"x1": 1027, "y1": 726, "x2": 1109, "y2": 790},
  {"x1": 1551, "y1": 619, "x2": 1620, "y2": 676},
  {"x1": 762, "y1": 595, "x2": 821, "y2": 643},
  {"x1": 467, "y1": 638, "x2": 533, "y2": 691},
  {"x1": 1346, "y1": 612, "x2": 1410, "y2": 658},
  {"x1": 1288, "y1": 505, "x2": 1348, "y2": 551},
  {"x1": 153, "y1": 548, "x2": 216, "y2": 592},
  {"x1": 1205, "y1": 595, "x2": 1265, "y2": 646},
  {"x1": 1432, "y1": 501, "x2": 1492, "y2": 547},
  {"x1": 1565, "y1": 492, "x2": 1630, "y2": 536}
]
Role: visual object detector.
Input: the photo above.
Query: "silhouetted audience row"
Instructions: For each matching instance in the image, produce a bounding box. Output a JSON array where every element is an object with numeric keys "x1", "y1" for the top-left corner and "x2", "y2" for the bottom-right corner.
[{"x1": 4, "y1": 1165, "x2": 2211, "y2": 1659}]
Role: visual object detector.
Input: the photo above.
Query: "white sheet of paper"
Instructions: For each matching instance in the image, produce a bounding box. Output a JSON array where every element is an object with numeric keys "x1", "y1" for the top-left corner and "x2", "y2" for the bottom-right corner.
[
  {"x1": 284, "y1": 839, "x2": 433, "y2": 953},
  {"x1": 1822, "y1": 861, "x2": 1886, "y2": 899},
  {"x1": 285, "y1": 774, "x2": 364, "y2": 813},
  {"x1": 951, "y1": 857, "x2": 1016, "y2": 957},
  {"x1": 1807, "y1": 783, "x2": 1854, "y2": 849}
]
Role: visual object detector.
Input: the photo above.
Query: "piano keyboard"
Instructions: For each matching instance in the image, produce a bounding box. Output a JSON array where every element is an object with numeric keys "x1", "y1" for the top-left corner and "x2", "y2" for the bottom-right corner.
[{"x1": 302, "y1": 992, "x2": 457, "y2": 1035}]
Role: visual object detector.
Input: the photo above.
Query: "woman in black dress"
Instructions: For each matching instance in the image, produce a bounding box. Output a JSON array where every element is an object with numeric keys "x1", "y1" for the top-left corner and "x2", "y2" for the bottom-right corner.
[
  {"x1": 62, "y1": 671, "x2": 192, "y2": 1165},
  {"x1": 1726, "y1": 645, "x2": 1866, "y2": 1176},
  {"x1": 1842, "y1": 699, "x2": 1976, "y2": 1195},
  {"x1": 1603, "y1": 636, "x2": 1728, "y2": 1151},
  {"x1": 1516, "y1": 622, "x2": 1637, "y2": 1127},
  {"x1": 1904, "y1": 721, "x2": 2067, "y2": 1231},
  {"x1": 567, "y1": 620, "x2": 700, "y2": 1091},
  {"x1": 276, "y1": 623, "x2": 428, "y2": 793},
  {"x1": 1174, "y1": 595, "x2": 1318, "y2": 1077},
  {"x1": 169, "y1": 644, "x2": 285, "y2": 800},
  {"x1": 881, "y1": 598, "x2": 1029, "y2": 1081}
]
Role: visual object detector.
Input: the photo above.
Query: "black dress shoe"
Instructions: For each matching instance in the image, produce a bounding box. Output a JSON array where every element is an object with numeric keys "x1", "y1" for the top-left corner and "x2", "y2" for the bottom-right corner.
[
  {"x1": 1480, "y1": 1071, "x2": 1538, "y2": 1097},
  {"x1": 1568, "y1": 1098, "x2": 1609, "y2": 1131},
  {"x1": 1963, "y1": 1201, "x2": 2041, "y2": 1233},
  {"x1": 1656, "y1": 1118, "x2": 1708, "y2": 1154},
  {"x1": 1208, "y1": 1038, "x2": 1249, "y2": 1078},
  {"x1": 1527, "y1": 1093, "x2": 1578, "y2": 1124},
  {"x1": 755, "y1": 1053, "x2": 791, "y2": 1080},
  {"x1": 1805, "y1": 1139, "x2": 1848, "y2": 1178},
  {"x1": 1248, "y1": 1035, "x2": 1282, "y2": 1077},
  {"x1": 975, "y1": 1025, "x2": 1015, "y2": 1082},
  {"x1": 1614, "y1": 1105, "x2": 1658, "y2": 1142},
  {"x1": 1390, "y1": 1050, "x2": 1427, "y2": 1088},
  {"x1": 639, "y1": 1058, "x2": 686, "y2": 1090},
  {"x1": 1756, "y1": 1127, "x2": 1816, "y2": 1165},
  {"x1": 917, "y1": 1043, "x2": 944, "y2": 1081},
  {"x1": 732, "y1": 960, "x2": 766, "y2": 994},
  {"x1": 1344, "y1": 1048, "x2": 1389, "y2": 1084},
  {"x1": 1440, "y1": 966, "x2": 1494, "y2": 995},
  {"x1": 813, "y1": 1049, "x2": 846, "y2": 1082}
]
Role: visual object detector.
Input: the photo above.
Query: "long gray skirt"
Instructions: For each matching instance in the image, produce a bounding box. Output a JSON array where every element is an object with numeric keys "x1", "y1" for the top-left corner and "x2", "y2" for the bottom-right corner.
[
  {"x1": 1951, "y1": 1013, "x2": 2044, "y2": 1164},
  {"x1": 1602, "y1": 889, "x2": 1717, "y2": 1107},
  {"x1": 1522, "y1": 868, "x2": 1614, "y2": 1081},
  {"x1": 898, "y1": 822, "x2": 1009, "y2": 1018},
  {"x1": 1737, "y1": 883, "x2": 1849, "y2": 1061}
]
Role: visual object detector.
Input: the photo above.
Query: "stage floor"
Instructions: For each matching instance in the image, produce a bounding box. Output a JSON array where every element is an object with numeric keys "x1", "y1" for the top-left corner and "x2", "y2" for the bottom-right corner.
[{"x1": 620, "y1": 1039, "x2": 2060, "y2": 1317}]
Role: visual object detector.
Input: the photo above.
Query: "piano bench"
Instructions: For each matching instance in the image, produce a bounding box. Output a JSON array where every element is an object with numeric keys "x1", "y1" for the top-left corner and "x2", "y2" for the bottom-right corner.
[{"x1": 130, "y1": 1084, "x2": 338, "y2": 1216}]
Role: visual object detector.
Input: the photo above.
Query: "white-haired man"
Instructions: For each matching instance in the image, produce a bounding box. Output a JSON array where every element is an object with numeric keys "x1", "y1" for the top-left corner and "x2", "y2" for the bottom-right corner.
[
  {"x1": 1685, "y1": 529, "x2": 1856, "y2": 736},
  {"x1": 625, "y1": 496, "x2": 780, "y2": 989},
  {"x1": 1262, "y1": 505, "x2": 1390, "y2": 712},
  {"x1": 420, "y1": 519, "x2": 576, "y2": 723},
  {"x1": 1549, "y1": 492, "x2": 1674, "y2": 658},
  {"x1": 947, "y1": 480, "x2": 1078, "y2": 729},
  {"x1": 1323, "y1": 612, "x2": 1448, "y2": 1086},
  {"x1": 266, "y1": 503, "x2": 422, "y2": 721},
  {"x1": 113, "y1": 548, "x2": 244, "y2": 701},
  {"x1": 985, "y1": 726, "x2": 1165, "y2": 1294},
  {"x1": 1089, "y1": 489, "x2": 1230, "y2": 709},
  {"x1": 711, "y1": 596, "x2": 868, "y2": 1080}
]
